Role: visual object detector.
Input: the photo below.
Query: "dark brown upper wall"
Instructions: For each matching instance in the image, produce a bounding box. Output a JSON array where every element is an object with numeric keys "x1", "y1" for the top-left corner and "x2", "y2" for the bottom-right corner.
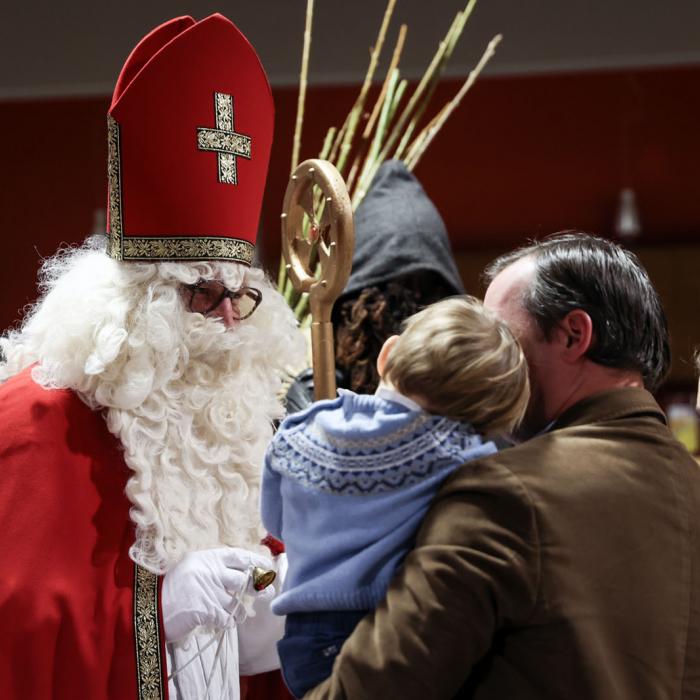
[{"x1": 261, "y1": 65, "x2": 700, "y2": 263}]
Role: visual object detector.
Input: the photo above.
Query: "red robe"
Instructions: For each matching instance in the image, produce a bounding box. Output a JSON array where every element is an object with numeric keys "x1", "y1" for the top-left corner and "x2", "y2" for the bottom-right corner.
[
  {"x1": 0, "y1": 368, "x2": 292, "y2": 699},
  {"x1": 0, "y1": 368, "x2": 168, "y2": 698}
]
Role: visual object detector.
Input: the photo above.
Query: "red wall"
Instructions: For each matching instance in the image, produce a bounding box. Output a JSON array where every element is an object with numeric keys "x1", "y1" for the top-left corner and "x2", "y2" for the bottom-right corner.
[{"x1": 1, "y1": 65, "x2": 698, "y2": 332}]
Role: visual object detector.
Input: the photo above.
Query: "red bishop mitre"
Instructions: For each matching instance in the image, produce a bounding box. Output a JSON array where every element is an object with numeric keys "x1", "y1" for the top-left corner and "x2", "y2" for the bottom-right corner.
[{"x1": 106, "y1": 14, "x2": 273, "y2": 264}]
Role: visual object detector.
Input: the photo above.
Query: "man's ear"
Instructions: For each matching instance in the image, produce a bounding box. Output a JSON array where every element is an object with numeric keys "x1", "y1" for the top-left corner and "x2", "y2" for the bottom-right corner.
[
  {"x1": 558, "y1": 309, "x2": 593, "y2": 362},
  {"x1": 377, "y1": 335, "x2": 400, "y2": 379}
]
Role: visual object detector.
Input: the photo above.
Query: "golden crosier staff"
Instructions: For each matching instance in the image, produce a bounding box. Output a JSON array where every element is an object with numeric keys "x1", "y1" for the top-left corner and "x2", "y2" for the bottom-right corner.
[{"x1": 281, "y1": 159, "x2": 355, "y2": 401}]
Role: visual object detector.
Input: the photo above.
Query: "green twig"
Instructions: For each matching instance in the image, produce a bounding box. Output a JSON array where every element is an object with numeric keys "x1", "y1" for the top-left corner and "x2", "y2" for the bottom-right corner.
[
  {"x1": 291, "y1": 0, "x2": 315, "y2": 172},
  {"x1": 406, "y1": 33, "x2": 502, "y2": 170}
]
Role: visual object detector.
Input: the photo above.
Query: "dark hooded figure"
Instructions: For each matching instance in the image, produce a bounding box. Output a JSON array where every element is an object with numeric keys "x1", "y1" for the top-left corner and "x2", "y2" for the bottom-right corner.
[{"x1": 286, "y1": 160, "x2": 464, "y2": 412}]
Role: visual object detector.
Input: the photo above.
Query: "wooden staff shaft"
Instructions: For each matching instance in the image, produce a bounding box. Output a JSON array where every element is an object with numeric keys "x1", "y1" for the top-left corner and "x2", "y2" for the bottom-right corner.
[{"x1": 310, "y1": 320, "x2": 336, "y2": 400}]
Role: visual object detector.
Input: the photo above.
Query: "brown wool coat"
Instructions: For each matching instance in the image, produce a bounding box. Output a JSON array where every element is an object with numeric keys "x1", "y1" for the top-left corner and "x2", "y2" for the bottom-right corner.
[{"x1": 305, "y1": 388, "x2": 700, "y2": 699}]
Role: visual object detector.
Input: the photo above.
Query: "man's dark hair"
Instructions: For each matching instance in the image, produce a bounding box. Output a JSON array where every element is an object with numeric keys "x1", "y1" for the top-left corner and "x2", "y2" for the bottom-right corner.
[{"x1": 483, "y1": 232, "x2": 670, "y2": 392}]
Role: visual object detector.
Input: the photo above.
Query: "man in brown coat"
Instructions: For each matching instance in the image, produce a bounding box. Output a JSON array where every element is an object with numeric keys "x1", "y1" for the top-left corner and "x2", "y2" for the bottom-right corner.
[{"x1": 306, "y1": 232, "x2": 700, "y2": 699}]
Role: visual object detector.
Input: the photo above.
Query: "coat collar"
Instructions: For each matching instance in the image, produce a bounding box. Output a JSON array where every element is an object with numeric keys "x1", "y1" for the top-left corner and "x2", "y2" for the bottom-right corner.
[{"x1": 550, "y1": 387, "x2": 667, "y2": 432}]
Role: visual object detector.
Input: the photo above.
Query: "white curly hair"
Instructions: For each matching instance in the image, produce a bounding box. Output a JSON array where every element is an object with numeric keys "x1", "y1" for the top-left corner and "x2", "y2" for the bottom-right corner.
[{"x1": 0, "y1": 237, "x2": 305, "y2": 573}]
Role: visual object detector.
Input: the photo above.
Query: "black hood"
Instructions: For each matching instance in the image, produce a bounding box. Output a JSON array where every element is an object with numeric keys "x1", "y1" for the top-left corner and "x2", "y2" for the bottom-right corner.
[{"x1": 341, "y1": 159, "x2": 464, "y2": 300}]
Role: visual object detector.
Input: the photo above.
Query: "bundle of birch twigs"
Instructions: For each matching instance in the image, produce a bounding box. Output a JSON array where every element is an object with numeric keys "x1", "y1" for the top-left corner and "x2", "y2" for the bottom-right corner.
[{"x1": 278, "y1": 0, "x2": 501, "y2": 326}]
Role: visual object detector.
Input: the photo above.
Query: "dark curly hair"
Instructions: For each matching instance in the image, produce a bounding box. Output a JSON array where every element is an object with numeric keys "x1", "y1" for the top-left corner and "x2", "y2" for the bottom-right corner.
[{"x1": 333, "y1": 272, "x2": 454, "y2": 394}]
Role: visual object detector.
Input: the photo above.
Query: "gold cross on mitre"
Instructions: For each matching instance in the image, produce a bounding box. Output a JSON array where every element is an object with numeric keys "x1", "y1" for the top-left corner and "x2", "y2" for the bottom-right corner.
[{"x1": 197, "y1": 92, "x2": 252, "y2": 185}]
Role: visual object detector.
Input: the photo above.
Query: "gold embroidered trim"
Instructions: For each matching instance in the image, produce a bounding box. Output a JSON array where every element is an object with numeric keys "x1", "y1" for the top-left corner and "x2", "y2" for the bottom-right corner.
[
  {"x1": 134, "y1": 564, "x2": 164, "y2": 700},
  {"x1": 197, "y1": 92, "x2": 252, "y2": 185},
  {"x1": 107, "y1": 115, "x2": 124, "y2": 260},
  {"x1": 122, "y1": 236, "x2": 254, "y2": 264},
  {"x1": 106, "y1": 113, "x2": 253, "y2": 263}
]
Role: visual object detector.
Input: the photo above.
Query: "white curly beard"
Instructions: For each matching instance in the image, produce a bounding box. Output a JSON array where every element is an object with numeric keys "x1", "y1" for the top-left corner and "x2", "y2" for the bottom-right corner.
[
  {"x1": 0, "y1": 243, "x2": 305, "y2": 574},
  {"x1": 111, "y1": 308, "x2": 288, "y2": 574}
]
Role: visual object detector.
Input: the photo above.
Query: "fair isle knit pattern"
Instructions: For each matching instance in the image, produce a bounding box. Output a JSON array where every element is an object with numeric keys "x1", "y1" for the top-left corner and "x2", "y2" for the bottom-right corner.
[
  {"x1": 270, "y1": 411, "x2": 483, "y2": 496},
  {"x1": 261, "y1": 387, "x2": 498, "y2": 615}
]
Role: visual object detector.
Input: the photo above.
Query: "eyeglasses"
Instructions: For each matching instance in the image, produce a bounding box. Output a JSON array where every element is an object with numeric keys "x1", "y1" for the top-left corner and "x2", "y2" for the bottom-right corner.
[{"x1": 183, "y1": 279, "x2": 263, "y2": 319}]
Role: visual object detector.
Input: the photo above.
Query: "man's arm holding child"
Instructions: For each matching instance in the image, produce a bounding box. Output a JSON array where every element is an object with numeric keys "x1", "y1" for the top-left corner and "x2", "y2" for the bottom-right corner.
[{"x1": 305, "y1": 456, "x2": 540, "y2": 700}]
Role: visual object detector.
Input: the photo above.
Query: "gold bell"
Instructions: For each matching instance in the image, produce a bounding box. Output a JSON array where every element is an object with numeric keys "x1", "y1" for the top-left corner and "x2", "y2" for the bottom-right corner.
[{"x1": 252, "y1": 567, "x2": 276, "y2": 591}]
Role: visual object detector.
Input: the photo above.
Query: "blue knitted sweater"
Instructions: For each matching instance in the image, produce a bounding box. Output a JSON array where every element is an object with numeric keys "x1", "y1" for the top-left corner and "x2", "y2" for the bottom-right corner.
[{"x1": 261, "y1": 387, "x2": 498, "y2": 615}]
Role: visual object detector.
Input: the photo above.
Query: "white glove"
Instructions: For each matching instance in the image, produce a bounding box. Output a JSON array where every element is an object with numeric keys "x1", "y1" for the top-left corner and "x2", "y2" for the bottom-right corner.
[
  {"x1": 162, "y1": 547, "x2": 276, "y2": 643},
  {"x1": 238, "y1": 552, "x2": 288, "y2": 676}
]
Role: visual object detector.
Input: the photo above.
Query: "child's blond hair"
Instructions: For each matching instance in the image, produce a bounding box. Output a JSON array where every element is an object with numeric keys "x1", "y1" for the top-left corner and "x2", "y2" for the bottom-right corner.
[{"x1": 383, "y1": 296, "x2": 530, "y2": 435}]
